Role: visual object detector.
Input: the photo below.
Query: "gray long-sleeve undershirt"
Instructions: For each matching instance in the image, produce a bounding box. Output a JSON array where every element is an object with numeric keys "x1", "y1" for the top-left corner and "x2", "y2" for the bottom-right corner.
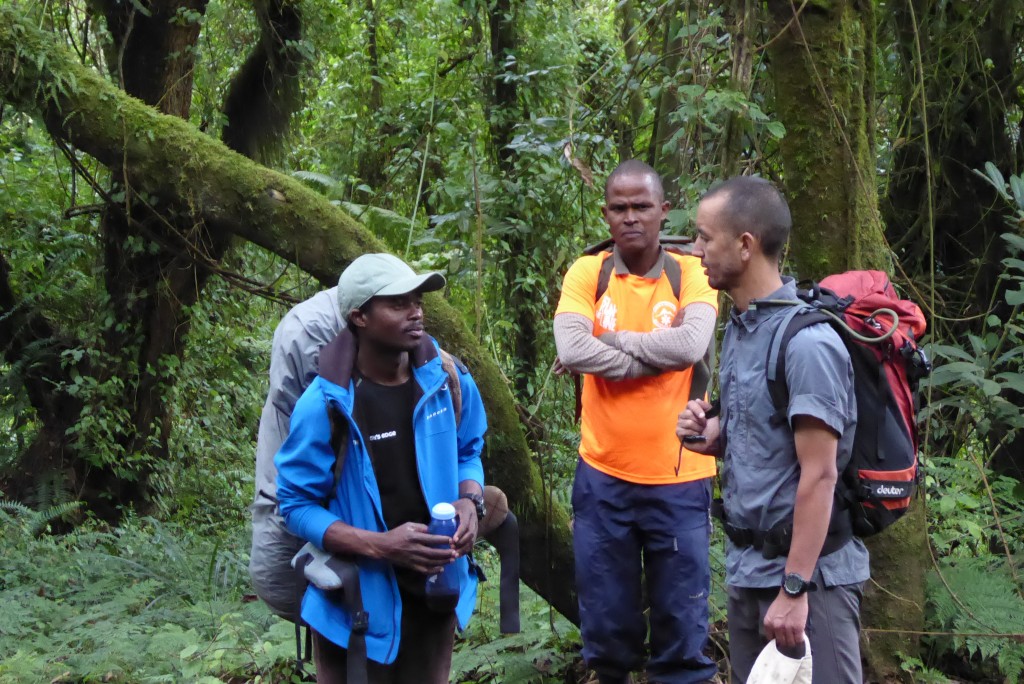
[
  {"x1": 553, "y1": 302, "x2": 716, "y2": 380},
  {"x1": 610, "y1": 302, "x2": 716, "y2": 369},
  {"x1": 554, "y1": 313, "x2": 656, "y2": 380}
]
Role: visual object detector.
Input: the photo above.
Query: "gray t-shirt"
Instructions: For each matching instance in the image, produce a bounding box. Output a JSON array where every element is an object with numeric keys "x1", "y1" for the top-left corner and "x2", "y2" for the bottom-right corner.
[{"x1": 719, "y1": 278, "x2": 869, "y2": 589}]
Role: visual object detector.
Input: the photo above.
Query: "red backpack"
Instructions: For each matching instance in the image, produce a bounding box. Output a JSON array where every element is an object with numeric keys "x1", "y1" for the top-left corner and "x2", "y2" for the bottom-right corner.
[{"x1": 766, "y1": 271, "x2": 931, "y2": 537}]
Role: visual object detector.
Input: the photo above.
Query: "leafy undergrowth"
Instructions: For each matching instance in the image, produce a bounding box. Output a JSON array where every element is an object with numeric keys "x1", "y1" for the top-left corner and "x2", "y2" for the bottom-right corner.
[
  {"x1": 451, "y1": 545, "x2": 582, "y2": 683},
  {"x1": 0, "y1": 511, "x2": 600, "y2": 683},
  {"x1": 0, "y1": 513, "x2": 298, "y2": 683},
  {"x1": 19, "y1": 497, "x2": 1020, "y2": 684},
  {"x1": 0, "y1": 506, "x2": 732, "y2": 684}
]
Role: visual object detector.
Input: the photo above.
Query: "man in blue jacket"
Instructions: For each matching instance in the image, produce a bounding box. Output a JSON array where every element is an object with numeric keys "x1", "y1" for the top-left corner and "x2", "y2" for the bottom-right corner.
[{"x1": 275, "y1": 253, "x2": 488, "y2": 684}]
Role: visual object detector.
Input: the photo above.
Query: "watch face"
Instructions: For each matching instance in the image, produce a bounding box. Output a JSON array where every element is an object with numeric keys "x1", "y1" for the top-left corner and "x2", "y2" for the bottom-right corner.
[
  {"x1": 464, "y1": 494, "x2": 486, "y2": 519},
  {"x1": 783, "y1": 574, "x2": 805, "y2": 595}
]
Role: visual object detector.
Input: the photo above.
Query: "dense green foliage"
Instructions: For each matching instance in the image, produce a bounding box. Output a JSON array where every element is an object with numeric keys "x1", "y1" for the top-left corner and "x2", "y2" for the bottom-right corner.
[
  {"x1": 2, "y1": 0, "x2": 1024, "y2": 681},
  {"x1": 0, "y1": 509, "x2": 587, "y2": 683}
]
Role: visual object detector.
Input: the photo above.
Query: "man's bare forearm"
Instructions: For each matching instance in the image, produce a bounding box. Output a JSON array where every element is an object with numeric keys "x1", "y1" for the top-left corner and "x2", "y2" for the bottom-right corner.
[
  {"x1": 786, "y1": 418, "x2": 841, "y2": 579},
  {"x1": 786, "y1": 467, "x2": 836, "y2": 579},
  {"x1": 322, "y1": 519, "x2": 386, "y2": 559}
]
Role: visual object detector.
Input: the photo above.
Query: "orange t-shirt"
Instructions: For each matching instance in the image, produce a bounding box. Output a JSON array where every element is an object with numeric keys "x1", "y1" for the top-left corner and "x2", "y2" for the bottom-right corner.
[{"x1": 555, "y1": 251, "x2": 718, "y2": 484}]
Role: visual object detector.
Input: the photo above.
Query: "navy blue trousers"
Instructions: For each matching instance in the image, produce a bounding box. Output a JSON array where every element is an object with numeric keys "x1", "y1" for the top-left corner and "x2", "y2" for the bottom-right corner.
[{"x1": 572, "y1": 459, "x2": 717, "y2": 684}]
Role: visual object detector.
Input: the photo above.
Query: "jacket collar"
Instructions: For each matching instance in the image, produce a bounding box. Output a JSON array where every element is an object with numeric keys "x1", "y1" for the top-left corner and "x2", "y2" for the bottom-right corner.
[{"x1": 318, "y1": 328, "x2": 439, "y2": 388}]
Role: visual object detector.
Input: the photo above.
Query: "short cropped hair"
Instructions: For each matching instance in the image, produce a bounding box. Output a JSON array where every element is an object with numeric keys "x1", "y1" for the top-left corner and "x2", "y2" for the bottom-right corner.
[
  {"x1": 605, "y1": 159, "x2": 665, "y2": 202},
  {"x1": 702, "y1": 176, "x2": 791, "y2": 259}
]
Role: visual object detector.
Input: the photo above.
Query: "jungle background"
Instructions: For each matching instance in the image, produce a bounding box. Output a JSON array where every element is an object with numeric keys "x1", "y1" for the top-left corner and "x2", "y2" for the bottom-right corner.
[{"x1": 1, "y1": 0, "x2": 1023, "y2": 681}]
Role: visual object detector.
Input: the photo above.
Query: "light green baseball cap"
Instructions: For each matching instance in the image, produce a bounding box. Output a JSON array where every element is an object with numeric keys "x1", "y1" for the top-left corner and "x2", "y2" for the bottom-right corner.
[{"x1": 337, "y1": 253, "x2": 446, "y2": 319}]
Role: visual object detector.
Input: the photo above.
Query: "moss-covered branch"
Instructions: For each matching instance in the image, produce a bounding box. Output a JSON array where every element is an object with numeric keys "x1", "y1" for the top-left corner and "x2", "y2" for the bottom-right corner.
[{"x1": 0, "y1": 6, "x2": 577, "y2": 623}]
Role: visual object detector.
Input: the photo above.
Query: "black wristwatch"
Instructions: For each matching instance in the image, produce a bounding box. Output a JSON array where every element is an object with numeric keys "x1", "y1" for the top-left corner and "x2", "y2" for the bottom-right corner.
[
  {"x1": 781, "y1": 572, "x2": 818, "y2": 597},
  {"x1": 460, "y1": 492, "x2": 486, "y2": 521}
]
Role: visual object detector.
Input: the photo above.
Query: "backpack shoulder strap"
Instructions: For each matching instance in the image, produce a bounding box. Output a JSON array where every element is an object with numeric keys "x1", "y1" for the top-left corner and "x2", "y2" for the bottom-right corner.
[
  {"x1": 308, "y1": 369, "x2": 368, "y2": 684},
  {"x1": 328, "y1": 406, "x2": 351, "y2": 490},
  {"x1": 662, "y1": 252, "x2": 683, "y2": 301},
  {"x1": 317, "y1": 333, "x2": 354, "y2": 490},
  {"x1": 765, "y1": 304, "x2": 830, "y2": 422},
  {"x1": 595, "y1": 251, "x2": 683, "y2": 303},
  {"x1": 439, "y1": 349, "x2": 464, "y2": 428},
  {"x1": 594, "y1": 252, "x2": 615, "y2": 303}
]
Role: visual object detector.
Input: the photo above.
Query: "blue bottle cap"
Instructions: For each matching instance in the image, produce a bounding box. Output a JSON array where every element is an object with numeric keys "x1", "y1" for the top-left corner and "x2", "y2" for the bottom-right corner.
[{"x1": 431, "y1": 502, "x2": 456, "y2": 520}]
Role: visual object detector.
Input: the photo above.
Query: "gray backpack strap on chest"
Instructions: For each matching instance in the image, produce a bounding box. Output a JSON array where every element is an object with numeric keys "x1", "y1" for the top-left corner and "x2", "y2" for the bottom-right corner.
[
  {"x1": 438, "y1": 349, "x2": 463, "y2": 427},
  {"x1": 594, "y1": 250, "x2": 683, "y2": 302}
]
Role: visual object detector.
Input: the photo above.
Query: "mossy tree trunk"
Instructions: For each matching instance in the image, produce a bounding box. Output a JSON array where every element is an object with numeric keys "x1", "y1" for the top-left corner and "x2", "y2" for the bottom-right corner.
[
  {"x1": 0, "y1": 7, "x2": 578, "y2": 623},
  {"x1": 646, "y1": 0, "x2": 689, "y2": 204},
  {"x1": 765, "y1": 0, "x2": 888, "y2": 276},
  {"x1": 88, "y1": 0, "x2": 222, "y2": 518},
  {"x1": 355, "y1": 0, "x2": 388, "y2": 190},
  {"x1": 613, "y1": 0, "x2": 647, "y2": 160},
  {"x1": 719, "y1": 0, "x2": 755, "y2": 178},
  {"x1": 765, "y1": 2, "x2": 923, "y2": 679},
  {"x1": 485, "y1": 0, "x2": 545, "y2": 410},
  {"x1": 6, "y1": 0, "x2": 309, "y2": 520}
]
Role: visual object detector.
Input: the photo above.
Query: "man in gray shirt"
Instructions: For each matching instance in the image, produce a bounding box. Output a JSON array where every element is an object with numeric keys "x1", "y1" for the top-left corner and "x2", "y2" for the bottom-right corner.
[{"x1": 677, "y1": 177, "x2": 867, "y2": 684}]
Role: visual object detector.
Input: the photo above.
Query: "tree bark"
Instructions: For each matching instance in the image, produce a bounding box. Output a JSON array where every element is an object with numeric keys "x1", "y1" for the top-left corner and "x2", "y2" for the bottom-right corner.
[
  {"x1": 0, "y1": 7, "x2": 579, "y2": 623},
  {"x1": 719, "y1": 0, "x2": 755, "y2": 177},
  {"x1": 355, "y1": 0, "x2": 387, "y2": 190},
  {"x1": 765, "y1": 1, "x2": 922, "y2": 677},
  {"x1": 221, "y1": 0, "x2": 306, "y2": 162},
  {"x1": 485, "y1": 0, "x2": 543, "y2": 408},
  {"x1": 614, "y1": 0, "x2": 646, "y2": 160},
  {"x1": 765, "y1": 0, "x2": 889, "y2": 277},
  {"x1": 92, "y1": 0, "x2": 209, "y2": 114},
  {"x1": 646, "y1": 0, "x2": 687, "y2": 203}
]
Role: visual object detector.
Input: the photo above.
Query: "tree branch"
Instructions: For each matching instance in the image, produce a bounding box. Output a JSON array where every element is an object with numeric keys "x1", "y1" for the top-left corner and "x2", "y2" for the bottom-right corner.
[
  {"x1": 0, "y1": 7, "x2": 578, "y2": 623},
  {"x1": 221, "y1": 0, "x2": 306, "y2": 160}
]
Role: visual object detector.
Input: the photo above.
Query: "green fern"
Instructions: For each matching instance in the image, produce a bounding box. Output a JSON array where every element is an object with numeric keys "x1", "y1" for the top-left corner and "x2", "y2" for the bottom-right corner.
[
  {"x1": 0, "y1": 498, "x2": 82, "y2": 536},
  {"x1": 0, "y1": 517, "x2": 295, "y2": 682},
  {"x1": 291, "y1": 169, "x2": 338, "y2": 188},
  {"x1": 926, "y1": 557, "x2": 1024, "y2": 681}
]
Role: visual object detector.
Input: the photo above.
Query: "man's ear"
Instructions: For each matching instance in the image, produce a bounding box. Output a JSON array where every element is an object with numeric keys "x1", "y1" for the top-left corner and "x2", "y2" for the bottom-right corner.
[
  {"x1": 739, "y1": 232, "x2": 756, "y2": 261},
  {"x1": 348, "y1": 307, "x2": 368, "y2": 330}
]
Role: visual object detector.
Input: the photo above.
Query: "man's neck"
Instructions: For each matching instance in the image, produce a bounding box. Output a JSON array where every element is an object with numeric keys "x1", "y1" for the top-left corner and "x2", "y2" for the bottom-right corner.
[
  {"x1": 356, "y1": 343, "x2": 411, "y2": 386},
  {"x1": 730, "y1": 265, "x2": 785, "y2": 313},
  {"x1": 617, "y1": 245, "x2": 661, "y2": 276}
]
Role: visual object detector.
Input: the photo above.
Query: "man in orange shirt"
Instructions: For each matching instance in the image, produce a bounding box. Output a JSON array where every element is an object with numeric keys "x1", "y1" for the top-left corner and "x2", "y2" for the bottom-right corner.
[{"x1": 554, "y1": 160, "x2": 719, "y2": 684}]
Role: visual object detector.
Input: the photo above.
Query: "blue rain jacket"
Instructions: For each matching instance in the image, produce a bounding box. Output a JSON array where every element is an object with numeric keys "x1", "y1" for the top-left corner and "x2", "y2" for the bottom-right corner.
[{"x1": 275, "y1": 330, "x2": 487, "y2": 664}]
